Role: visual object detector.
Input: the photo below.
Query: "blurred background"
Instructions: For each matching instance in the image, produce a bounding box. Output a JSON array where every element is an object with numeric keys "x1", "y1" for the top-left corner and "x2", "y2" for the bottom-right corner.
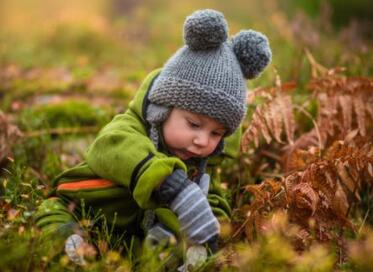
[{"x1": 1, "y1": 0, "x2": 372, "y2": 83}]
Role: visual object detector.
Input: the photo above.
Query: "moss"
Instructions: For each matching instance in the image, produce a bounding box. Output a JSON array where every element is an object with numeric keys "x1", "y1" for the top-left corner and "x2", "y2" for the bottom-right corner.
[{"x1": 19, "y1": 100, "x2": 112, "y2": 130}]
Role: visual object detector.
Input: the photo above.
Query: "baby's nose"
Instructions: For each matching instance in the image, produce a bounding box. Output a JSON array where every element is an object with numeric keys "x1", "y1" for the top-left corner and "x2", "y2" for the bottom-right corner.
[{"x1": 193, "y1": 132, "x2": 209, "y2": 147}]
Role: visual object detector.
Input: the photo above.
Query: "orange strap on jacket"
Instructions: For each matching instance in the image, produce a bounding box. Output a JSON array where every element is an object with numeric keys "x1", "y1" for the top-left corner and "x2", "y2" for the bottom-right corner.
[{"x1": 57, "y1": 179, "x2": 115, "y2": 191}]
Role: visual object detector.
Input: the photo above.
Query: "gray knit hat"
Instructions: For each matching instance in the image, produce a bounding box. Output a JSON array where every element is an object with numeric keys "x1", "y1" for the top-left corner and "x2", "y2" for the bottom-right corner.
[{"x1": 148, "y1": 9, "x2": 271, "y2": 136}]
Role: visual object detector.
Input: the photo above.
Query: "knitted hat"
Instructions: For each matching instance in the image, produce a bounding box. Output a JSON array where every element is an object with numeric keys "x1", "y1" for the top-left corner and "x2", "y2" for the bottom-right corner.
[{"x1": 147, "y1": 9, "x2": 272, "y2": 136}]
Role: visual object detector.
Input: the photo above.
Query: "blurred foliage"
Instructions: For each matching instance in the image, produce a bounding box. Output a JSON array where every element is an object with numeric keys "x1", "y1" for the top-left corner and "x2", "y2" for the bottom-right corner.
[
  {"x1": 0, "y1": 0, "x2": 371, "y2": 79},
  {"x1": 283, "y1": 0, "x2": 373, "y2": 33},
  {"x1": 226, "y1": 213, "x2": 336, "y2": 272},
  {"x1": 20, "y1": 100, "x2": 111, "y2": 130}
]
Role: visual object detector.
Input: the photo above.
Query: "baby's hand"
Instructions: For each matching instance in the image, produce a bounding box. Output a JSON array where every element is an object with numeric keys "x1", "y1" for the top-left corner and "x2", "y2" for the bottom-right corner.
[{"x1": 156, "y1": 169, "x2": 220, "y2": 245}]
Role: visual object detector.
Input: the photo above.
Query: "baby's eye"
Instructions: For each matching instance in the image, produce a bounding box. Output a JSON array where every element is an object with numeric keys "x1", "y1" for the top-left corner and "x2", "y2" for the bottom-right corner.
[
  {"x1": 211, "y1": 131, "x2": 224, "y2": 137},
  {"x1": 188, "y1": 120, "x2": 200, "y2": 128}
]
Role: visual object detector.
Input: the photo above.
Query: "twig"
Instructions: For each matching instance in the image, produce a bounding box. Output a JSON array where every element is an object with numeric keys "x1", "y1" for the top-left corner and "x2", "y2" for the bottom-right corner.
[
  {"x1": 232, "y1": 217, "x2": 250, "y2": 239},
  {"x1": 304, "y1": 48, "x2": 328, "y2": 78},
  {"x1": 260, "y1": 150, "x2": 282, "y2": 162},
  {"x1": 256, "y1": 171, "x2": 284, "y2": 179},
  {"x1": 358, "y1": 208, "x2": 370, "y2": 235}
]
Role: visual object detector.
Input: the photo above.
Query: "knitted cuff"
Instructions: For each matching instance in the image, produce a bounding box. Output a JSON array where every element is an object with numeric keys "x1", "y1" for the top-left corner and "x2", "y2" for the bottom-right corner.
[
  {"x1": 198, "y1": 173, "x2": 210, "y2": 196},
  {"x1": 205, "y1": 234, "x2": 219, "y2": 254},
  {"x1": 154, "y1": 169, "x2": 191, "y2": 204},
  {"x1": 145, "y1": 223, "x2": 175, "y2": 248}
]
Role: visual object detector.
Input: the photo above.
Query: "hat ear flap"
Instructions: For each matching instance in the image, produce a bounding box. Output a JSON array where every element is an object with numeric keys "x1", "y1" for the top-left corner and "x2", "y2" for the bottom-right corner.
[
  {"x1": 231, "y1": 30, "x2": 272, "y2": 79},
  {"x1": 146, "y1": 103, "x2": 171, "y2": 124}
]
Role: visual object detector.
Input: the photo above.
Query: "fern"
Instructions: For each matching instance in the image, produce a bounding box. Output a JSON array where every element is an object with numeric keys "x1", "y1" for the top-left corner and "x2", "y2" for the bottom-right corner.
[
  {"x1": 242, "y1": 79, "x2": 297, "y2": 151},
  {"x1": 238, "y1": 56, "x2": 373, "y2": 263}
]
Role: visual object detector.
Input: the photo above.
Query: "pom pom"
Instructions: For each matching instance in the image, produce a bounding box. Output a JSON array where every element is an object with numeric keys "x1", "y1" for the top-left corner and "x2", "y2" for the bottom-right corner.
[
  {"x1": 232, "y1": 30, "x2": 272, "y2": 79},
  {"x1": 183, "y1": 9, "x2": 228, "y2": 50}
]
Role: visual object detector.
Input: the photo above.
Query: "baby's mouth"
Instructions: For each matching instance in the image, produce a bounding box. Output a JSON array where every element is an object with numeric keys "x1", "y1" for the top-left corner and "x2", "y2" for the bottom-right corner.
[{"x1": 173, "y1": 149, "x2": 198, "y2": 160}]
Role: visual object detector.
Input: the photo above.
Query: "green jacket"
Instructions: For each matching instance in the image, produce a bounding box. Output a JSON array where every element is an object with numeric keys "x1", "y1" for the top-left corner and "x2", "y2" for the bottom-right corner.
[{"x1": 34, "y1": 69, "x2": 241, "y2": 239}]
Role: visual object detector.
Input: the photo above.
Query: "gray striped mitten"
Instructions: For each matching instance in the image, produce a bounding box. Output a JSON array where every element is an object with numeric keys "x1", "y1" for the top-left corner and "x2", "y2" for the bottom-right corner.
[
  {"x1": 198, "y1": 173, "x2": 210, "y2": 196},
  {"x1": 155, "y1": 169, "x2": 220, "y2": 245},
  {"x1": 171, "y1": 182, "x2": 220, "y2": 244}
]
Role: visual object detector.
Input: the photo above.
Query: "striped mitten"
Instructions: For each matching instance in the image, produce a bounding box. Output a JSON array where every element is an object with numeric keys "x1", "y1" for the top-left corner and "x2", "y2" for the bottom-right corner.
[
  {"x1": 197, "y1": 173, "x2": 210, "y2": 196},
  {"x1": 155, "y1": 169, "x2": 220, "y2": 245}
]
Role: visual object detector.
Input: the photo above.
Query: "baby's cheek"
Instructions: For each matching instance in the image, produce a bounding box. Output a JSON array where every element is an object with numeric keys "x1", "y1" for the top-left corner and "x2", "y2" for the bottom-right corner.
[
  {"x1": 208, "y1": 138, "x2": 222, "y2": 153},
  {"x1": 167, "y1": 130, "x2": 188, "y2": 148}
]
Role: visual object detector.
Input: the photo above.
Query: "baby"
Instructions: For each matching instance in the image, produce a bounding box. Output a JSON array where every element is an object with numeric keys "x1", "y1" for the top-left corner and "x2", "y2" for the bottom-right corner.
[{"x1": 35, "y1": 9, "x2": 271, "y2": 267}]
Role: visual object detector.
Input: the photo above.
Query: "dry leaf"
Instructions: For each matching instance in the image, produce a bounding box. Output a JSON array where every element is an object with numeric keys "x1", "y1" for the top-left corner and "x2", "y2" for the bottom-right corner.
[{"x1": 352, "y1": 94, "x2": 366, "y2": 136}]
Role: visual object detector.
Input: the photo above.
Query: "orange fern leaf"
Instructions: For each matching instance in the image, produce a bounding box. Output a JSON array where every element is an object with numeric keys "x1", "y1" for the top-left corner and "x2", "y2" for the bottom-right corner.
[
  {"x1": 242, "y1": 91, "x2": 296, "y2": 150},
  {"x1": 352, "y1": 94, "x2": 366, "y2": 137},
  {"x1": 289, "y1": 182, "x2": 319, "y2": 216},
  {"x1": 265, "y1": 98, "x2": 283, "y2": 143},
  {"x1": 338, "y1": 95, "x2": 353, "y2": 134},
  {"x1": 279, "y1": 95, "x2": 296, "y2": 145}
]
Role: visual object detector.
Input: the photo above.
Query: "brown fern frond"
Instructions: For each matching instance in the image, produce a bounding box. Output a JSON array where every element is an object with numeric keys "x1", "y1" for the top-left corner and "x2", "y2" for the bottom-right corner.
[
  {"x1": 278, "y1": 139, "x2": 372, "y2": 244},
  {"x1": 244, "y1": 186, "x2": 268, "y2": 217},
  {"x1": 244, "y1": 179, "x2": 285, "y2": 210},
  {"x1": 242, "y1": 88, "x2": 296, "y2": 151},
  {"x1": 241, "y1": 124, "x2": 260, "y2": 150},
  {"x1": 316, "y1": 93, "x2": 338, "y2": 144},
  {"x1": 240, "y1": 56, "x2": 372, "y2": 256},
  {"x1": 241, "y1": 179, "x2": 287, "y2": 240},
  {"x1": 284, "y1": 172, "x2": 302, "y2": 194},
  {"x1": 309, "y1": 75, "x2": 373, "y2": 96},
  {"x1": 241, "y1": 135, "x2": 371, "y2": 244},
  {"x1": 246, "y1": 86, "x2": 275, "y2": 104},
  {"x1": 338, "y1": 95, "x2": 353, "y2": 135},
  {"x1": 366, "y1": 100, "x2": 373, "y2": 120},
  {"x1": 326, "y1": 139, "x2": 373, "y2": 199},
  {"x1": 300, "y1": 162, "x2": 337, "y2": 201},
  {"x1": 266, "y1": 97, "x2": 284, "y2": 143},
  {"x1": 290, "y1": 182, "x2": 319, "y2": 216},
  {"x1": 256, "y1": 107, "x2": 272, "y2": 144},
  {"x1": 352, "y1": 94, "x2": 366, "y2": 136},
  {"x1": 333, "y1": 182, "x2": 349, "y2": 218},
  {"x1": 283, "y1": 147, "x2": 320, "y2": 173},
  {"x1": 368, "y1": 163, "x2": 373, "y2": 177},
  {"x1": 337, "y1": 160, "x2": 359, "y2": 198},
  {"x1": 308, "y1": 73, "x2": 373, "y2": 143},
  {"x1": 279, "y1": 95, "x2": 296, "y2": 145}
]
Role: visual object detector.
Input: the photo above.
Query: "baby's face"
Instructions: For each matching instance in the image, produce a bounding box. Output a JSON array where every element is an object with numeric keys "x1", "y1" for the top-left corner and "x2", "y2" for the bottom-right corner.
[{"x1": 162, "y1": 108, "x2": 226, "y2": 160}]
